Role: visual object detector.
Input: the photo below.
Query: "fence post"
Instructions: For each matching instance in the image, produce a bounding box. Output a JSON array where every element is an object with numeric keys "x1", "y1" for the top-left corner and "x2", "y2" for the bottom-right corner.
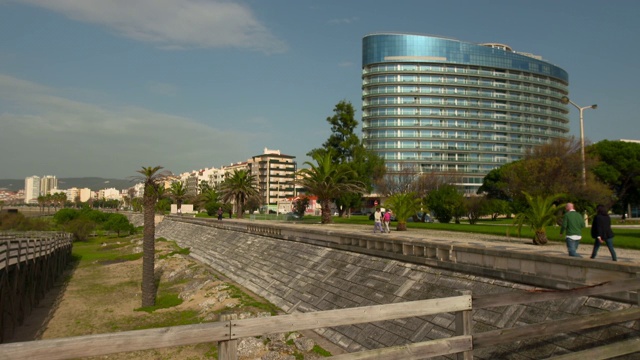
[
  {"x1": 455, "y1": 290, "x2": 473, "y2": 360},
  {"x1": 218, "y1": 313, "x2": 237, "y2": 360}
]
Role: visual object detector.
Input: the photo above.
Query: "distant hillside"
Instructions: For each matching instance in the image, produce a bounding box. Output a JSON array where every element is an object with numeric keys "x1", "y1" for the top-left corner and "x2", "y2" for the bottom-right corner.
[{"x1": 0, "y1": 177, "x2": 135, "y2": 192}]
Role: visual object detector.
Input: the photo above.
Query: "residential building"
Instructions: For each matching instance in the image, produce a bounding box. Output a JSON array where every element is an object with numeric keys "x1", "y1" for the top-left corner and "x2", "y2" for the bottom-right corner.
[
  {"x1": 24, "y1": 176, "x2": 40, "y2": 204},
  {"x1": 65, "y1": 187, "x2": 80, "y2": 204},
  {"x1": 98, "y1": 188, "x2": 121, "y2": 201},
  {"x1": 40, "y1": 175, "x2": 58, "y2": 196},
  {"x1": 362, "y1": 33, "x2": 570, "y2": 193},
  {"x1": 249, "y1": 148, "x2": 297, "y2": 213}
]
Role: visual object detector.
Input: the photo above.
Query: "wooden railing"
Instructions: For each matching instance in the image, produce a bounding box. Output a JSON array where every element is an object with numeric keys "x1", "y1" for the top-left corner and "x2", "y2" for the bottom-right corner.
[
  {"x1": 1, "y1": 278, "x2": 639, "y2": 360},
  {"x1": 0, "y1": 232, "x2": 73, "y2": 342}
]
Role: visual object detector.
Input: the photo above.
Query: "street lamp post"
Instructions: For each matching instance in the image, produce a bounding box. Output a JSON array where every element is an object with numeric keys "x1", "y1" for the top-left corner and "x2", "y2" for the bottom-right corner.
[
  {"x1": 560, "y1": 96, "x2": 597, "y2": 187},
  {"x1": 561, "y1": 96, "x2": 597, "y2": 226}
]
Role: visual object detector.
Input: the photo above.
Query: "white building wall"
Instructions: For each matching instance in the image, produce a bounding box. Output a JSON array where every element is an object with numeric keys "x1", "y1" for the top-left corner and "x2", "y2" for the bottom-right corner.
[{"x1": 24, "y1": 176, "x2": 40, "y2": 204}]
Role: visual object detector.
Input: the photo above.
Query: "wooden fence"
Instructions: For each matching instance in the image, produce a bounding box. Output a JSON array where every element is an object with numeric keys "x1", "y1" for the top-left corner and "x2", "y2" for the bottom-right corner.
[
  {"x1": 0, "y1": 232, "x2": 73, "y2": 343},
  {"x1": 1, "y1": 277, "x2": 639, "y2": 360}
]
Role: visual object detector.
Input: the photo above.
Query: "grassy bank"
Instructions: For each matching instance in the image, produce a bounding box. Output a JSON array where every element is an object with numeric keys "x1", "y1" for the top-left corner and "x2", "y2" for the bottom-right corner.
[{"x1": 49, "y1": 233, "x2": 330, "y2": 359}]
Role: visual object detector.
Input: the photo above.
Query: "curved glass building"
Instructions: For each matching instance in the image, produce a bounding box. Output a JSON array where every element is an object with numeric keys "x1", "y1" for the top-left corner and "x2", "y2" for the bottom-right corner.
[{"x1": 362, "y1": 33, "x2": 570, "y2": 193}]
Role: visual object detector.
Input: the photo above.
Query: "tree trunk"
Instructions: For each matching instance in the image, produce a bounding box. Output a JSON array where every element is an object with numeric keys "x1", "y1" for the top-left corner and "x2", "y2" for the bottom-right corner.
[
  {"x1": 236, "y1": 194, "x2": 244, "y2": 219},
  {"x1": 396, "y1": 221, "x2": 407, "y2": 231},
  {"x1": 321, "y1": 200, "x2": 332, "y2": 224},
  {"x1": 141, "y1": 196, "x2": 157, "y2": 307},
  {"x1": 533, "y1": 230, "x2": 548, "y2": 245}
]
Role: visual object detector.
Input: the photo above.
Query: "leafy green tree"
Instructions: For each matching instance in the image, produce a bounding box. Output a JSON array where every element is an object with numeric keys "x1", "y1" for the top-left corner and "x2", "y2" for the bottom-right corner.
[
  {"x1": 0, "y1": 212, "x2": 28, "y2": 230},
  {"x1": 132, "y1": 165, "x2": 171, "y2": 307},
  {"x1": 219, "y1": 169, "x2": 259, "y2": 219},
  {"x1": 80, "y1": 208, "x2": 109, "y2": 223},
  {"x1": 425, "y1": 184, "x2": 465, "y2": 224},
  {"x1": 198, "y1": 180, "x2": 212, "y2": 194},
  {"x1": 588, "y1": 140, "x2": 640, "y2": 216},
  {"x1": 511, "y1": 192, "x2": 565, "y2": 245},
  {"x1": 337, "y1": 145, "x2": 386, "y2": 215},
  {"x1": 465, "y1": 196, "x2": 489, "y2": 225},
  {"x1": 296, "y1": 152, "x2": 365, "y2": 224},
  {"x1": 292, "y1": 195, "x2": 311, "y2": 218},
  {"x1": 53, "y1": 208, "x2": 81, "y2": 225},
  {"x1": 65, "y1": 218, "x2": 96, "y2": 241},
  {"x1": 478, "y1": 138, "x2": 612, "y2": 214},
  {"x1": 308, "y1": 100, "x2": 385, "y2": 216},
  {"x1": 131, "y1": 197, "x2": 142, "y2": 212},
  {"x1": 308, "y1": 99, "x2": 360, "y2": 161},
  {"x1": 477, "y1": 167, "x2": 510, "y2": 200},
  {"x1": 486, "y1": 198, "x2": 511, "y2": 220},
  {"x1": 168, "y1": 181, "x2": 188, "y2": 214},
  {"x1": 384, "y1": 192, "x2": 422, "y2": 231},
  {"x1": 104, "y1": 213, "x2": 134, "y2": 237}
]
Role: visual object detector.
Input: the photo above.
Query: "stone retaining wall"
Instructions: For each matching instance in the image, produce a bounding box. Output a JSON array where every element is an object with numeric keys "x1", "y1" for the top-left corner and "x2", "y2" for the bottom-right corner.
[{"x1": 156, "y1": 217, "x2": 640, "y2": 359}]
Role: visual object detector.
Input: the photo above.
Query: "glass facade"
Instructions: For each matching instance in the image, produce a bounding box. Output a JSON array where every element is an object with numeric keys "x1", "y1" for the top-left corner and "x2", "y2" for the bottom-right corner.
[{"x1": 362, "y1": 34, "x2": 570, "y2": 194}]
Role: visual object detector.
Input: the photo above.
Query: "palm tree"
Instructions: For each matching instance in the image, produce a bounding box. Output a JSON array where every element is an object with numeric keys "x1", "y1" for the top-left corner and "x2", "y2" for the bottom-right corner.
[
  {"x1": 384, "y1": 192, "x2": 422, "y2": 231},
  {"x1": 132, "y1": 165, "x2": 171, "y2": 307},
  {"x1": 511, "y1": 192, "x2": 565, "y2": 245},
  {"x1": 53, "y1": 192, "x2": 67, "y2": 211},
  {"x1": 196, "y1": 187, "x2": 219, "y2": 212},
  {"x1": 219, "y1": 169, "x2": 259, "y2": 219},
  {"x1": 296, "y1": 152, "x2": 365, "y2": 224},
  {"x1": 168, "y1": 181, "x2": 188, "y2": 215},
  {"x1": 37, "y1": 195, "x2": 45, "y2": 213}
]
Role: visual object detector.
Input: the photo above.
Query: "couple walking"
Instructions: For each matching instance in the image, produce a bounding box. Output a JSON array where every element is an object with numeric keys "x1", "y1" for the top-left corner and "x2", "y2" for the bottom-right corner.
[
  {"x1": 560, "y1": 203, "x2": 617, "y2": 261},
  {"x1": 373, "y1": 208, "x2": 392, "y2": 233}
]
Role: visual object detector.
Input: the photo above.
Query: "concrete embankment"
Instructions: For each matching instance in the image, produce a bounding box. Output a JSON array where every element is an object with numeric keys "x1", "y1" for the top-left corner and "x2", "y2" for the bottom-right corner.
[{"x1": 156, "y1": 217, "x2": 640, "y2": 359}]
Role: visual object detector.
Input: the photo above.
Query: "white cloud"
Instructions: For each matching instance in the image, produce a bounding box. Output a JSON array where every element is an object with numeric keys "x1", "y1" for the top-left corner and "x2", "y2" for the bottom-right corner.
[
  {"x1": 328, "y1": 17, "x2": 359, "y2": 24},
  {"x1": 16, "y1": 0, "x2": 288, "y2": 53},
  {"x1": 0, "y1": 74, "x2": 259, "y2": 178}
]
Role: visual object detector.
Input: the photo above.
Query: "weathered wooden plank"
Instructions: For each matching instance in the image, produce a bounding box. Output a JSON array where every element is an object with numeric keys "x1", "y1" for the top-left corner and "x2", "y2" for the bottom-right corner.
[
  {"x1": 229, "y1": 295, "x2": 472, "y2": 338},
  {"x1": 473, "y1": 278, "x2": 640, "y2": 309},
  {"x1": 1, "y1": 321, "x2": 231, "y2": 360},
  {"x1": 218, "y1": 339, "x2": 238, "y2": 360},
  {"x1": 329, "y1": 336, "x2": 472, "y2": 360},
  {"x1": 546, "y1": 337, "x2": 640, "y2": 360},
  {"x1": 473, "y1": 307, "x2": 640, "y2": 349}
]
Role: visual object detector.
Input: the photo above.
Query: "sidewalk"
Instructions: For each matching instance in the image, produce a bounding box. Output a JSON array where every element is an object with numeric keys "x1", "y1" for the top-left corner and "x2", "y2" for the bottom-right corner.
[{"x1": 292, "y1": 222, "x2": 639, "y2": 263}]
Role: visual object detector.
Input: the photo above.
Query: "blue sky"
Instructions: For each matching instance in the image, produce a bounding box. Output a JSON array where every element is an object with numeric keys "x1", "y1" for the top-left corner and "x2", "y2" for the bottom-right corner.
[{"x1": 1, "y1": 0, "x2": 639, "y2": 179}]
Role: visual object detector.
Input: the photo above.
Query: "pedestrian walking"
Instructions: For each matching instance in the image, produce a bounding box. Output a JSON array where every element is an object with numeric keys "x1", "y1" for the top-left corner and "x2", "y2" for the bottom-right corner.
[
  {"x1": 383, "y1": 210, "x2": 391, "y2": 233},
  {"x1": 590, "y1": 204, "x2": 617, "y2": 261},
  {"x1": 560, "y1": 202, "x2": 585, "y2": 257},
  {"x1": 373, "y1": 208, "x2": 384, "y2": 233},
  {"x1": 217, "y1": 207, "x2": 223, "y2": 221}
]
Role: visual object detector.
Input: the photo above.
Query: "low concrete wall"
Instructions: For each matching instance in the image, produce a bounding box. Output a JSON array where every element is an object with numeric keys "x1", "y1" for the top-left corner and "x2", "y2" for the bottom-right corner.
[
  {"x1": 172, "y1": 216, "x2": 640, "y2": 303},
  {"x1": 156, "y1": 217, "x2": 640, "y2": 359}
]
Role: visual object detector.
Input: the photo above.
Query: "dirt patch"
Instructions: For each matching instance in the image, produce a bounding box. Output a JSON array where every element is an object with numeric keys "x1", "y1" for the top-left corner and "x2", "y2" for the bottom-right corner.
[{"x1": 9, "y1": 236, "x2": 332, "y2": 359}]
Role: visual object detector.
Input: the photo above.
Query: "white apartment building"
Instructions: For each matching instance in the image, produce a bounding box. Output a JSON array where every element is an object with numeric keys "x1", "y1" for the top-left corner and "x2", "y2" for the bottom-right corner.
[
  {"x1": 24, "y1": 176, "x2": 40, "y2": 204},
  {"x1": 98, "y1": 188, "x2": 122, "y2": 201},
  {"x1": 40, "y1": 175, "x2": 58, "y2": 196}
]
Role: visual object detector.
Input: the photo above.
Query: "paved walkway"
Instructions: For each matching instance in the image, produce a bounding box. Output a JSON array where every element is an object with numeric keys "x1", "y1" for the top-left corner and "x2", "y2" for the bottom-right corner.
[{"x1": 277, "y1": 221, "x2": 640, "y2": 263}]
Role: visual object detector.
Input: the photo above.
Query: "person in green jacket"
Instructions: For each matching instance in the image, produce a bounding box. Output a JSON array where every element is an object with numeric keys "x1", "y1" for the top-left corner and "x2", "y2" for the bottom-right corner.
[{"x1": 560, "y1": 202, "x2": 585, "y2": 257}]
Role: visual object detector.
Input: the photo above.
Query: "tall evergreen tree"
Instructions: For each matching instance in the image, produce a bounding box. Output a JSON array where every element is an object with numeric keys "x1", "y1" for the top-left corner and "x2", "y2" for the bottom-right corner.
[{"x1": 308, "y1": 100, "x2": 385, "y2": 215}]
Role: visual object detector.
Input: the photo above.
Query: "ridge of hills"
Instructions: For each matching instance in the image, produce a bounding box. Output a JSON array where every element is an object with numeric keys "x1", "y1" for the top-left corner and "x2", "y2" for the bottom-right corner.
[{"x1": 0, "y1": 177, "x2": 134, "y2": 192}]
